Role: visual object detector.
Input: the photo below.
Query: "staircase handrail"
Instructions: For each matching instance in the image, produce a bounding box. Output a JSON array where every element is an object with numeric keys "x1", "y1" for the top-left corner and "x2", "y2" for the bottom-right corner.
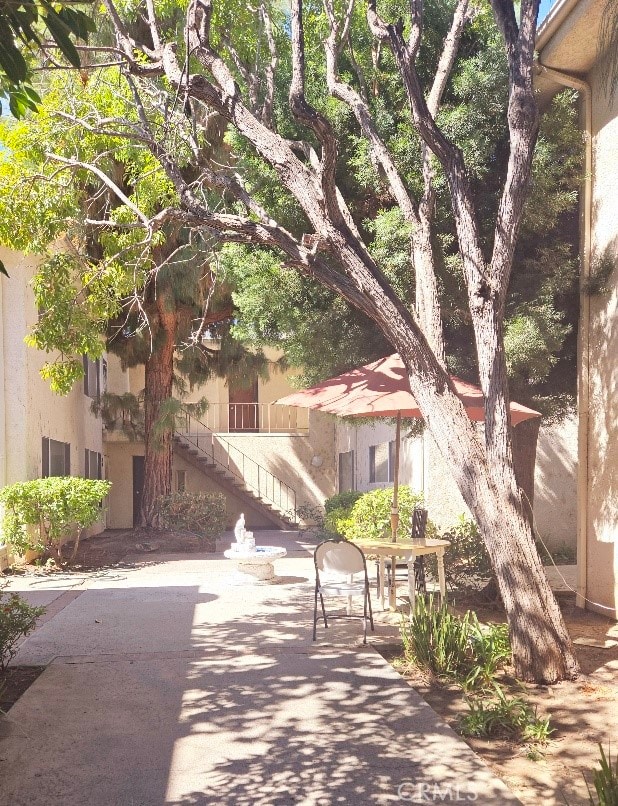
[{"x1": 175, "y1": 407, "x2": 297, "y2": 521}]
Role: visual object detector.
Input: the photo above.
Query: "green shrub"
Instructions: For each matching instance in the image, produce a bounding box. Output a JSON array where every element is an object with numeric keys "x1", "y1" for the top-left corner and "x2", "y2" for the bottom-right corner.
[
  {"x1": 441, "y1": 514, "x2": 493, "y2": 590},
  {"x1": 295, "y1": 503, "x2": 328, "y2": 538},
  {"x1": 0, "y1": 477, "x2": 111, "y2": 562},
  {"x1": 324, "y1": 490, "x2": 363, "y2": 514},
  {"x1": 586, "y1": 744, "x2": 618, "y2": 805},
  {"x1": 465, "y1": 621, "x2": 511, "y2": 691},
  {"x1": 402, "y1": 595, "x2": 473, "y2": 680},
  {"x1": 401, "y1": 595, "x2": 511, "y2": 690},
  {"x1": 459, "y1": 688, "x2": 553, "y2": 744},
  {"x1": 343, "y1": 486, "x2": 429, "y2": 541},
  {"x1": 320, "y1": 487, "x2": 434, "y2": 540},
  {"x1": 323, "y1": 505, "x2": 354, "y2": 536},
  {"x1": 296, "y1": 502, "x2": 325, "y2": 528},
  {"x1": 0, "y1": 588, "x2": 46, "y2": 672},
  {"x1": 156, "y1": 491, "x2": 226, "y2": 549}
]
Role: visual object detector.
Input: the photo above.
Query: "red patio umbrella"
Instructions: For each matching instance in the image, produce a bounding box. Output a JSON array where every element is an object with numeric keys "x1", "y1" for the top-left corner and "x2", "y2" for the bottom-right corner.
[{"x1": 276, "y1": 354, "x2": 540, "y2": 541}]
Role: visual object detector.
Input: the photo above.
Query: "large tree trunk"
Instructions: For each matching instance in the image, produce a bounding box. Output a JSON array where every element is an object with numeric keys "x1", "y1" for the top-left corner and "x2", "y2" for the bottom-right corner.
[
  {"x1": 512, "y1": 417, "x2": 541, "y2": 524},
  {"x1": 393, "y1": 330, "x2": 578, "y2": 683},
  {"x1": 141, "y1": 288, "x2": 177, "y2": 527}
]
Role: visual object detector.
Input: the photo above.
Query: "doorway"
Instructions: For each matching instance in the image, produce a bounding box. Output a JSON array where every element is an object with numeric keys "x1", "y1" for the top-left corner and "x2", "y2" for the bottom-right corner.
[
  {"x1": 228, "y1": 376, "x2": 259, "y2": 432},
  {"x1": 132, "y1": 455, "x2": 145, "y2": 526}
]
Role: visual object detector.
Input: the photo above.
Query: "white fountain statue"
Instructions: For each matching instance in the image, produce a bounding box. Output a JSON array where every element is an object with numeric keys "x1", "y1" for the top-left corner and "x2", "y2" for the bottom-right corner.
[
  {"x1": 234, "y1": 513, "x2": 246, "y2": 543},
  {"x1": 231, "y1": 514, "x2": 255, "y2": 554},
  {"x1": 225, "y1": 511, "x2": 286, "y2": 581}
]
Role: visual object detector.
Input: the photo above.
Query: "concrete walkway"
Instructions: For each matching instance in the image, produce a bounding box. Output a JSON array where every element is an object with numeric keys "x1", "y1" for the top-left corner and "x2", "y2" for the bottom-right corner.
[{"x1": 0, "y1": 531, "x2": 518, "y2": 805}]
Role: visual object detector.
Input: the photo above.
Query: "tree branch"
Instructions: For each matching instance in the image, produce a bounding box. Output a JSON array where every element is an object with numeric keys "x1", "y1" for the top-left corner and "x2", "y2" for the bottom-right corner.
[
  {"x1": 367, "y1": 0, "x2": 489, "y2": 307},
  {"x1": 324, "y1": 0, "x2": 419, "y2": 230},
  {"x1": 289, "y1": 0, "x2": 344, "y2": 227},
  {"x1": 260, "y1": 1, "x2": 278, "y2": 127},
  {"x1": 420, "y1": 0, "x2": 471, "y2": 224},
  {"x1": 46, "y1": 153, "x2": 151, "y2": 228},
  {"x1": 489, "y1": 0, "x2": 541, "y2": 301}
]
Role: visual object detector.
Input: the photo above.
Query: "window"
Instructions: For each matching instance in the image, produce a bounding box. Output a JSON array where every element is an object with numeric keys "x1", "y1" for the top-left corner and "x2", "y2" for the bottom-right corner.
[
  {"x1": 42, "y1": 437, "x2": 70, "y2": 477},
  {"x1": 83, "y1": 356, "x2": 100, "y2": 400},
  {"x1": 338, "y1": 450, "x2": 355, "y2": 492},
  {"x1": 176, "y1": 469, "x2": 187, "y2": 492},
  {"x1": 369, "y1": 441, "x2": 395, "y2": 484},
  {"x1": 85, "y1": 449, "x2": 103, "y2": 480}
]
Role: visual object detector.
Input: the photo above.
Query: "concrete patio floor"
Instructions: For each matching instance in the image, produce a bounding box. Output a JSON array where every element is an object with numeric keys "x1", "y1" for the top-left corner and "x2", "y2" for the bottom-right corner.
[{"x1": 0, "y1": 531, "x2": 518, "y2": 805}]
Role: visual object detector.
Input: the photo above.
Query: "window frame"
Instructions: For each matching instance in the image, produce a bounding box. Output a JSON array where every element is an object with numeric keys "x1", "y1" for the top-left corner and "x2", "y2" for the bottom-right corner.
[
  {"x1": 369, "y1": 440, "x2": 395, "y2": 484},
  {"x1": 83, "y1": 356, "x2": 101, "y2": 400},
  {"x1": 84, "y1": 449, "x2": 103, "y2": 480},
  {"x1": 338, "y1": 450, "x2": 355, "y2": 493},
  {"x1": 42, "y1": 437, "x2": 71, "y2": 477}
]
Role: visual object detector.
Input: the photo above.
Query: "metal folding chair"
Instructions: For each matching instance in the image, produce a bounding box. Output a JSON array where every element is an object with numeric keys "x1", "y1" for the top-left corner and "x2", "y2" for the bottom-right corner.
[{"x1": 314, "y1": 538, "x2": 375, "y2": 643}]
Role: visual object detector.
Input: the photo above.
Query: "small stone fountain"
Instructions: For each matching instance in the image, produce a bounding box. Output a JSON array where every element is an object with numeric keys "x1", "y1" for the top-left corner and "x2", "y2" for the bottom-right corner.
[{"x1": 224, "y1": 513, "x2": 286, "y2": 582}]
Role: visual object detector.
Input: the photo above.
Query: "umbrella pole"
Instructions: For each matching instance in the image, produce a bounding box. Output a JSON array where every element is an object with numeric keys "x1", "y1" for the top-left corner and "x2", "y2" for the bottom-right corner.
[{"x1": 389, "y1": 413, "x2": 401, "y2": 609}]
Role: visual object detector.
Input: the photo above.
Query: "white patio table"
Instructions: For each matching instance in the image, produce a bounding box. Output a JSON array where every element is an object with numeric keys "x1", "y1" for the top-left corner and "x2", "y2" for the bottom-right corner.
[{"x1": 353, "y1": 538, "x2": 451, "y2": 612}]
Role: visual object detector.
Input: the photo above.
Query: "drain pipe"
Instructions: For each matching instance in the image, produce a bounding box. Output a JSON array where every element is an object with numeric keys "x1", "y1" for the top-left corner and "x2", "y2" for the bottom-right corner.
[{"x1": 537, "y1": 60, "x2": 592, "y2": 609}]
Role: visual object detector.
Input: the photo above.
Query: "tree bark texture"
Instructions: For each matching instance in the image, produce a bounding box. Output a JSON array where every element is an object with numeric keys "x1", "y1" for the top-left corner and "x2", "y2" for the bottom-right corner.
[{"x1": 141, "y1": 286, "x2": 177, "y2": 527}]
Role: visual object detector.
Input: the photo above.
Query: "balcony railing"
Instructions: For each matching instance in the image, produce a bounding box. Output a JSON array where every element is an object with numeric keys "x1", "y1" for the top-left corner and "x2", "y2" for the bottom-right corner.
[{"x1": 191, "y1": 403, "x2": 309, "y2": 434}]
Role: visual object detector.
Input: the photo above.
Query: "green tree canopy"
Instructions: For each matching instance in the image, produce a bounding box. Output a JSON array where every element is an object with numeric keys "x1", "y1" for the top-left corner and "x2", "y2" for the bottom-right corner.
[{"x1": 0, "y1": 0, "x2": 95, "y2": 118}]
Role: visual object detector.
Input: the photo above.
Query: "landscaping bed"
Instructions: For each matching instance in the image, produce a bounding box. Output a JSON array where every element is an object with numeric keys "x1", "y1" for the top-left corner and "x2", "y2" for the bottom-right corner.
[
  {"x1": 0, "y1": 666, "x2": 45, "y2": 712},
  {"x1": 380, "y1": 590, "x2": 618, "y2": 806}
]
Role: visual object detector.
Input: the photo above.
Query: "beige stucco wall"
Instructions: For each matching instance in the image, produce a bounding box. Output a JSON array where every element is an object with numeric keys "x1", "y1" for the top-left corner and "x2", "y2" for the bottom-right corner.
[
  {"x1": 105, "y1": 410, "x2": 336, "y2": 530},
  {"x1": 335, "y1": 418, "x2": 424, "y2": 495},
  {"x1": 335, "y1": 415, "x2": 579, "y2": 541},
  {"x1": 104, "y1": 439, "x2": 142, "y2": 530},
  {"x1": 534, "y1": 413, "x2": 578, "y2": 551},
  {"x1": 0, "y1": 247, "x2": 105, "y2": 568},
  {"x1": 104, "y1": 348, "x2": 330, "y2": 529},
  {"x1": 335, "y1": 419, "x2": 468, "y2": 531},
  {"x1": 104, "y1": 439, "x2": 275, "y2": 530},
  {"x1": 107, "y1": 347, "x2": 309, "y2": 433},
  {"x1": 220, "y1": 410, "x2": 336, "y2": 510},
  {"x1": 581, "y1": 66, "x2": 618, "y2": 617}
]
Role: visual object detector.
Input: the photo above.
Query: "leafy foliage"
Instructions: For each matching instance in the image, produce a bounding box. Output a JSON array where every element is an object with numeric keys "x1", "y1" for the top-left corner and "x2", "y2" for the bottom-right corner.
[
  {"x1": 0, "y1": 477, "x2": 111, "y2": 560},
  {"x1": 324, "y1": 506, "x2": 355, "y2": 540},
  {"x1": 225, "y1": 244, "x2": 391, "y2": 387},
  {"x1": 221, "y1": 10, "x2": 582, "y2": 418},
  {"x1": 25, "y1": 253, "x2": 117, "y2": 393},
  {"x1": 0, "y1": 587, "x2": 45, "y2": 672},
  {"x1": 0, "y1": 0, "x2": 95, "y2": 118},
  {"x1": 401, "y1": 596, "x2": 551, "y2": 745},
  {"x1": 440, "y1": 514, "x2": 493, "y2": 590},
  {"x1": 401, "y1": 595, "x2": 509, "y2": 689},
  {"x1": 295, "y1": 502, "x2": 327, "y2": 533},
  {"x1": 402, "y1": 595, "x2": 476, "y2": 681},
  {"x1": 459, "y1": 688, "x2": 553, "y2": 743},
  {"x1": 156, "y1": 491, "x2": 226, "y2": 549},
  {"x1": 586, "y1": 744, "x2": 618, "y2": 806},
  {"x1": 324, "y1": 490, "x2": 364, "y2": 514},
  {"x1": 343, "y1": 486, "x2": 428, "y2": 541},
  {"x1": 0, "y1": 67, "x2": 270, "y2": 522}
]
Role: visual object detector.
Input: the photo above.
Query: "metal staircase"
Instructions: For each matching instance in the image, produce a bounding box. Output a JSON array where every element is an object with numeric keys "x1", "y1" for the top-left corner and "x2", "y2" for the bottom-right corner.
[{"x1": 173, "y1": 409, "x2": 299, "y2": 530}]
